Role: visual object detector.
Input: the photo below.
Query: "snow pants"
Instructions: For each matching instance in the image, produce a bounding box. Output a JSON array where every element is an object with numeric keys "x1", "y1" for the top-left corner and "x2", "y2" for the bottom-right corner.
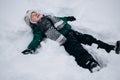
[{"x1": 63, "y1": 29, "x2": 115, "y2": 69}]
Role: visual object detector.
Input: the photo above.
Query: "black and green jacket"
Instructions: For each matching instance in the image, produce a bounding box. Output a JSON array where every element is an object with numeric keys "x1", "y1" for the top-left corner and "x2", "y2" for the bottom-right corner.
[{"x1": 28, "y1": 17, "x2": 72, "y2": 51}]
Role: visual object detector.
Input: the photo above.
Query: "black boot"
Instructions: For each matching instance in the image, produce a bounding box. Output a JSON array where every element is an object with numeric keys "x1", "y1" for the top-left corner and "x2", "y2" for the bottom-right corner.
[
  {"x1": 85, "y1": 59, "x2": 101, "y2": 73},
  {"x1": 115, "y1": 41, "x2": 120, "y2": 54}
]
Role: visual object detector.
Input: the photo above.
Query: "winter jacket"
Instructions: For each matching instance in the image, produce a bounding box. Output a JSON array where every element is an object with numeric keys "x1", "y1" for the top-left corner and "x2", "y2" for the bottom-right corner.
[{"x1": 27, "y1": 16, "x2": 72, "y2": 51}]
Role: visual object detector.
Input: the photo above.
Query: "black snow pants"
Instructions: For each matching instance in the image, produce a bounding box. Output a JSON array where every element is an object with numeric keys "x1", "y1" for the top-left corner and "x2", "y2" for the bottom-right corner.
[{"x1": 63, "y1": 29, "x2": 115, "y2": 69}]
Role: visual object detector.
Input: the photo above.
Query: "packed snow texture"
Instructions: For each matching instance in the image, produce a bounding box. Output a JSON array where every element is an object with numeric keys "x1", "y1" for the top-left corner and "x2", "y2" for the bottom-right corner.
[{"x1": 0, "y1": 0, "x2": 120, "y2": 80}]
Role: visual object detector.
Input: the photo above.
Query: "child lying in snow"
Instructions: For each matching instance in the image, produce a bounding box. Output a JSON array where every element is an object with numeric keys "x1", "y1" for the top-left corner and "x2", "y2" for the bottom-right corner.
[{"x1": 22, "y1": 10, "x2": 120, "y2": 73}]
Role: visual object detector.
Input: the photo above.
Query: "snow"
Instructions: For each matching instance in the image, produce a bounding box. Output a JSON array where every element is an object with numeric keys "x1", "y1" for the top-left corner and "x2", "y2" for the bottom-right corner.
[{"x1": 0, "y1": 0, "x2": 120, "y2": 80}]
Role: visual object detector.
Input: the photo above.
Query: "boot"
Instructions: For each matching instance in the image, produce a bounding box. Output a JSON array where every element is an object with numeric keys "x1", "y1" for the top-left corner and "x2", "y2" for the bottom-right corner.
[
  {"x1": 115, "y1": 41, "x2": 120, "y2": 54},
  {"x1": 86, "y1": 60, "x2": 101, "y2": 73}
]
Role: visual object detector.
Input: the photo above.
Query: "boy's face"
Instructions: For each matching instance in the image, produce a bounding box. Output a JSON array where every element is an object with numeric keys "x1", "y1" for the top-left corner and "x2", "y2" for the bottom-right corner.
[{"x1": 30, "y1": 11, "x2": 43, "y2": 23}]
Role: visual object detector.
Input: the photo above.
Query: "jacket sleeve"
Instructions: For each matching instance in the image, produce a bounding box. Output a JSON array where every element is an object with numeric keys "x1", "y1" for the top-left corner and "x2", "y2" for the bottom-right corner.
[
  {"x1": 57, "y1": 17, "x2": 68, "y2": 22},
  {"x1": 57, "y1": 16, "x2": 76, "y2": 22},
  {"x1": 27, "y1": 31, "x2": 43, "y2": 51}
]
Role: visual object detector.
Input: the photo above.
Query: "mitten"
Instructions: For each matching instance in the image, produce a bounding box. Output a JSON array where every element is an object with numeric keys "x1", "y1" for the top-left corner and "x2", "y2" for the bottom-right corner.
[
  {"x1": 65, "y1": 16, "x2": 76, "y2": 21},
  {"x1": 22, "y1": 49, "x2": 34, "y2": 55}
]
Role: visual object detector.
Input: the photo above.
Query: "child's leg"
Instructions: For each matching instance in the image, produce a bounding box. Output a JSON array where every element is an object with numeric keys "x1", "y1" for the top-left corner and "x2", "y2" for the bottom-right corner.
[
  {"x1": 63, "y1": 31, "x2": 101, "y2": 72},
  {"x1": 96, "y1": 40, "x2": 115, "y2": 53},
  {"x1": 71, "y1": 30, "x2": 115, "y2": 53}
]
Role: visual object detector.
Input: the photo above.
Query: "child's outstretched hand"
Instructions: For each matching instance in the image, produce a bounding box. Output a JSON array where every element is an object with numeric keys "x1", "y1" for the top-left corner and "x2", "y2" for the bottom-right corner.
[
  {"x1": 65, "y1": 16, "x2": 76, "y2": 21},
  {"x1": 22, "y1": 49, "x2": 34, "y2": 55}
]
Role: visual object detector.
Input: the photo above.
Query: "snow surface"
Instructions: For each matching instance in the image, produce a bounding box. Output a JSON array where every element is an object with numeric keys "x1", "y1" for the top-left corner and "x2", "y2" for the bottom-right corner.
[{"x1": 0, "y1": 0, "x2": 120, "y2": 80}]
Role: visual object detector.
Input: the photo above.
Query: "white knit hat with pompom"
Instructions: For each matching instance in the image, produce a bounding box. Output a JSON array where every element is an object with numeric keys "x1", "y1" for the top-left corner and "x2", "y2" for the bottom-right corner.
[{"x1": 24, "y1": 10, "x2": 37, "y2": 25}]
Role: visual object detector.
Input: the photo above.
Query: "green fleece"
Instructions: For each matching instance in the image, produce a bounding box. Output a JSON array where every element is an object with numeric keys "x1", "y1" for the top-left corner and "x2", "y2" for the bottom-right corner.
[{"x1": 28, "y1": 17, "x2": 71, "y2": 51}]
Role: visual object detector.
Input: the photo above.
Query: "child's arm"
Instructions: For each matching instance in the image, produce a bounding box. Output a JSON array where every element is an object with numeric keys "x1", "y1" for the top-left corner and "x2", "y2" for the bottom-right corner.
[
  {"x1": 28, "y1": 31, "x2": 43, "y2": 51},
  {"x1": 57, "y1": 16, "x2": 76, "y2": 22},
  {"x1": 22, "y1": 31, "x2": 43, "y2": 54}
]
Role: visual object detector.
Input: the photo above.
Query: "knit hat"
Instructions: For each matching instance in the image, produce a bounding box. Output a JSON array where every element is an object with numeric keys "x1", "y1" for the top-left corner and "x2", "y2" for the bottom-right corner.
[{"x1": 24, "y1": 10, "x2": 37, "y2": 26}]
